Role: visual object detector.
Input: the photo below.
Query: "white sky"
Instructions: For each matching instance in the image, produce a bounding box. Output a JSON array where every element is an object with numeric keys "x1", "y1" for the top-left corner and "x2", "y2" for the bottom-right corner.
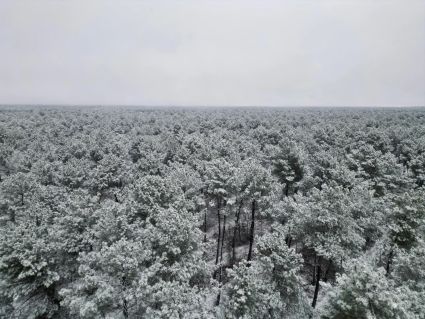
[{"x1": 0, "y1": 0, "x2": 424, "y2": 107}]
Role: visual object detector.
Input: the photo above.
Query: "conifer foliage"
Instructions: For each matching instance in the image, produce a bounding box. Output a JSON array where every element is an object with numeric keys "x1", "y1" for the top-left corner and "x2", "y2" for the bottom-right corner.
[{"x1": 0, "y1": 107, "x2": 424, "y2": 318}]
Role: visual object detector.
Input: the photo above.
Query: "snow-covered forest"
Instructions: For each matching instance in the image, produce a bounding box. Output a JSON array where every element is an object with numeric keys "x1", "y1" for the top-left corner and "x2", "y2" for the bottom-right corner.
[{"x1": 0, "y1": 107, "x2": 424, "y2": 319}]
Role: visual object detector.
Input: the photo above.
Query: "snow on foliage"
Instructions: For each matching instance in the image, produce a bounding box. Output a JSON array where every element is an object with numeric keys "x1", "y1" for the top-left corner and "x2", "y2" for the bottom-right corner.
[{"x1": 0, "y1": 107, "x2": 424, "y2": 318}]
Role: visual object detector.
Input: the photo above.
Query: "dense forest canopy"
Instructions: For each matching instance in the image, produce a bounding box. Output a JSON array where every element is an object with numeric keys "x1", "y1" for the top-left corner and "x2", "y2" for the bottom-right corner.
[{"x1": 0, "y1": 107, "x2": 424, "y2": 319}]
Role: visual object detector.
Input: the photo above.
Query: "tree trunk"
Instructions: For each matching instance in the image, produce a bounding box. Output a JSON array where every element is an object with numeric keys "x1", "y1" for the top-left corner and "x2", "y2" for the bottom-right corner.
[
  {"x1": 10, "y1": 209, "x2": 16, "y2": 224},
  {"x1": 231, "y1": 200, "x2": 243, "y2": 266},
  {"x1": 215, "y1": 288, "x2": 221, "y2": 306},
  {"x1": 216, "y1": 214, "x2": 227, "y2": 306},
  {"x1": 214, "y1": 199, "x2": 221, "y2": 279},
  {"x1": 386, "y1": 248, "x2": 393, "y2": 276},
  {"x1": 312, "y1": 259, "x2": 321, "y2": 308},
  {"x1": 247, "y1": 199, "x2": 256, "y2": 262},
  {"x1": 238, "y1": 219, "x2": 242, "y2": 242},
  {"x1": 204, "y1": 208, "x2": 207, "y2": 243},
  {"x1": 122, "y1": 276, "x2": 129, "y2": 318},
  {"x1": 285, "y1": 235, "x2": 292, "y2": 248},
  {"x1": 220, "y1": 215, "x2": 226, "y2": 263},
  {"x1": 123, "y1": 298, "x2": 129, "y2": 319},
  {"x1": 323, "y1": 259, "x2": 333, "y2": 283}
]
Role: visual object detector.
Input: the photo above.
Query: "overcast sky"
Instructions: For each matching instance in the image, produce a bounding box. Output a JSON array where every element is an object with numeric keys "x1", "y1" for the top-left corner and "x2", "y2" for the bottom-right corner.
[{"x1": 0, "y1": 0, "x2": 424, "y2": 107}]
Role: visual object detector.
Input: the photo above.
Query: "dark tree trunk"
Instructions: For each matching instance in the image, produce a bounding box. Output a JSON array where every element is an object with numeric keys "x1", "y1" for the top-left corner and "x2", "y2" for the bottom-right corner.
[
  {"x1": 216, "y1": 214, "x2": 227, "y2": 306},
  {"x1": 204, "y1": 208, "x2": 207, "y2": 243},
  {"x1": 21, "y1": 193, "x2": 24, "y2": 206},
  {"x1": 323, "y1": 259, "x2": 333, "y2": 283},
  {"x1": 123, "y1": 298, "x2": 129, "y2": 319},
  {"x1": 238, "y1": 219, "x2": 242, "y2": 242},
  {"x1": 122, "y1": 276, "x2": 129, "y2": 318},
  {"x1": 312, "y1": 255, "x2": 317, "y2": 285},
  {"x1": 247, "y1": 199, "x2": 256, "y2": 262},
  {"x1": 386, "y1": 248, "x2": 393, "y2": 276},
  {"x1": 312, "y1": 260, "x2": 321, "y2": 308},
  {"x1": 285, "y1": 235, "x2": 292, "y2": 248},
  {"x1": 215, "y1": 288, "x2": 221, "y2": 306},
  {"x1": 231, "y1": 200, "x2": 243, "y2": 266},
  {"x1": 10, "y1": 209, "x2": 16, "y2": 223},
  {"x1": 220, "y1": 215, "x2": 226, "y2": 263},
  {"x1": 215, "y1": 199, "x2": 221, "y2": 271}
]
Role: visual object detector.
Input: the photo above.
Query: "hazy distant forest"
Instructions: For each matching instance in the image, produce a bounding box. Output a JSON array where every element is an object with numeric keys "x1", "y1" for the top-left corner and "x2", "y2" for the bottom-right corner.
[{"x1": 0, "y1": 107, "x2": 424, "y2": 319}]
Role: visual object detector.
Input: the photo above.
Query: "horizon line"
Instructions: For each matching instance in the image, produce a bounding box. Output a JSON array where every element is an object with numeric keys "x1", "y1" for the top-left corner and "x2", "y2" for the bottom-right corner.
[{"x1": 1, "y1": 104, "x2": 424, "y2": 109}]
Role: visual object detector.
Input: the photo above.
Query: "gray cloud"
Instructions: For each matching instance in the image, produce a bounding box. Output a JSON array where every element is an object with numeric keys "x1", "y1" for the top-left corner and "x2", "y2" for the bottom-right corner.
[{"x1": 0, "y1": 0, "x2": 424, "y2": 106}]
